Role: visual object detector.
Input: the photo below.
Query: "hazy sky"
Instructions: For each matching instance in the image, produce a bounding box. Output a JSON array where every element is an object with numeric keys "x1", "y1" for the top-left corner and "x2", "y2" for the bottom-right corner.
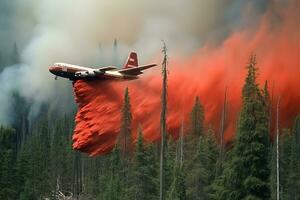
[{"x1": 0, "y1": 0, "x2": 291, "y2": 124}]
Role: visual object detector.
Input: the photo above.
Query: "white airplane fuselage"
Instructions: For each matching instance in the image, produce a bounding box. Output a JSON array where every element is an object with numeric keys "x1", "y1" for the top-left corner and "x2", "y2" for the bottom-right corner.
[
  {"x1": 49, "y1": 63, "x2": 134, "y2": 80},
  {"x1": 49, "y1": 52, "x2": 157, "y2": 81}
]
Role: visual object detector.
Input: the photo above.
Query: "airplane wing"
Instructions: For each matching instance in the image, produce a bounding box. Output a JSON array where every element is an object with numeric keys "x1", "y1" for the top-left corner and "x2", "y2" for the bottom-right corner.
[
  {"x1": 118, "y1": 64, "x2": 157, "y2": 76},
  {"x1": 95, "y1": 66, "x2": 118, "y2": 73}
]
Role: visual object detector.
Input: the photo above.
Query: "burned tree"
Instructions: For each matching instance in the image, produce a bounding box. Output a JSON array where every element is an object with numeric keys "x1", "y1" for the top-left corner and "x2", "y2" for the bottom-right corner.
[
  {"x1": 160, "y1": 41, "x2": 168, "y2": 200},
  {"x1": 119, "y1": 87, "x2": 132, "y2": 158}
]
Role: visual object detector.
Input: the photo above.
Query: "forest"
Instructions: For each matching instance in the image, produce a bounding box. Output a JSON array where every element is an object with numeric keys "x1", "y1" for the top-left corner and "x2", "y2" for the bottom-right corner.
[{"x1": 0, "y1": 44, "x2": 299, "y2": 200}]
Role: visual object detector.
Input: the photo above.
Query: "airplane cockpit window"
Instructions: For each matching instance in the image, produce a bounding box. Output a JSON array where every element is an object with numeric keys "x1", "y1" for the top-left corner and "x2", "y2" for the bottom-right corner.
[{"x1": 56, "y1": 63, "x2": 65, "y2": 67}]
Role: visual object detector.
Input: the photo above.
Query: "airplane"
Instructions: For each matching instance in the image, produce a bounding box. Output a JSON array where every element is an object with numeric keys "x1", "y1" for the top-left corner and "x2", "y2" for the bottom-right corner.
[{"x1": 49, "y1": 52, "x2": 157, "y2": 81}]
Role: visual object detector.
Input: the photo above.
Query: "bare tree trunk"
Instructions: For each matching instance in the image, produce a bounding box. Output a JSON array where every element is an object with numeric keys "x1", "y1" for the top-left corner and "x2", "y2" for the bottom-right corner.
[
  {"x1": 160, "y1": 41, "x2": 168, "y2": 200},
  {"x1": 180, "y1": 119, "x2": 184, "y2": 168},
  {"x1": 219, "y1": 87, "x2": 227, "y2": 167},
  {"x1": 276, "y1": 96, "x2": 281, "y2": 200}
]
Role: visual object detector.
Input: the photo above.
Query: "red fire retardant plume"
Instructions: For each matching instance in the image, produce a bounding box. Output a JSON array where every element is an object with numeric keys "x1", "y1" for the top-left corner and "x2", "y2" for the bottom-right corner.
[{"x1": 73, "y1": 1, "x2": 300, "y2": 156}]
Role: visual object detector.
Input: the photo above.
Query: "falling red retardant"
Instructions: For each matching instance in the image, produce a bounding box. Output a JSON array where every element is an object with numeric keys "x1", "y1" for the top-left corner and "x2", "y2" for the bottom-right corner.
[{"x1": 72, "y1": 1, "x2": 300, "y2": 156}]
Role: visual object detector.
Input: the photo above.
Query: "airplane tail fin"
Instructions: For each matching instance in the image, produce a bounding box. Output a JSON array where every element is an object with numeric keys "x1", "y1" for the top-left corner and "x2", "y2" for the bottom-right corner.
[{"x1": 124, "y1": 52, "x2": 138, "y2": 69}]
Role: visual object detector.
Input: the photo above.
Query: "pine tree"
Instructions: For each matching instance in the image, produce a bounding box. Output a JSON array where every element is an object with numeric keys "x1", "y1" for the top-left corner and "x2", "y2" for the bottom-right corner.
[
  {"x1": 105, "y1": 145, "x2": 123, "y2": 200},
  {"x1": 285, "y1": 116, "x2": 300, "y2": 199},
  {"x1": 144, "y1": 144, "x2": 159, "y2": 199},
  {"x1": 185, "y1": 96, "x2": 205, "y2": 167},
  {"x1": 163, "y1": 138, "x2": 176, "y2": 196},
  {"x1": 167, "y1": 133, "x2": 187, "y2": 200},
  {"x1": 0, "y1": 127, "x2": 17, "y2": 200},
  {"x1": 119, "y1": 87, "x2": 132, "y2": 157},
  {"x1": 218, "y1": 55, "x2": 271, "y2": 199},
  {"x1": 190, "y1": 96, "x2": 205, "y2": 137},
  {"x1": 17, "y1": 142, "x2": 37, "y2": 200},
  {"x1": 50, "y1": 118, "x2": 73, "y2": 196},
  {"x1": 130, "y1": 127, "x2": 147, "y2": 199},
  {"x1": 38, "y1": 116, "x2": 52, "y2": 198},
  {"x1": 187, "y1": 129, "x2": 218, "y2": 200},
  {"x1": 128, "y1": 127, "x2": 159, "y2": 200},
  {"x1": 185, "y1": 96, "x2": 206, "y2": 189},
  {"x1": 270, "y1": 129, "x2": 292, "y2": 200},
  {"x1": 270, "y1": 138, "x2": 277, "y2": 200},
  {"x1": 167, "y1": 164, "x2": 187, "y2": 200}
]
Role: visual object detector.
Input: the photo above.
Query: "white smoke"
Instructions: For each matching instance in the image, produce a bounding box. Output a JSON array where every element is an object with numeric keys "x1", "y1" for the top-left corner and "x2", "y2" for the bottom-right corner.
[{"x1": 0, "y1": 0, "x2": 271, "y2": 124}]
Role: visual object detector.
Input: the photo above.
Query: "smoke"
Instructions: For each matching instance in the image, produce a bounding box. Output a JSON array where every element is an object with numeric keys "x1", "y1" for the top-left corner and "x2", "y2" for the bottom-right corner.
[
  {"x1": 72, "y1": 0, "x2": 300, "y2": 156},
  {"x1": 0, "y1": 0, "x2": 275, "y2": 124},
  {"x1": 0, "y1": 1, "x2": 16, "y2": 52}
]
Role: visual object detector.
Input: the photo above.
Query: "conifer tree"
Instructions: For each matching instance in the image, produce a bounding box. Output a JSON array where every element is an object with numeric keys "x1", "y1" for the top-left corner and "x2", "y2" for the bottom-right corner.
[
  {"x1": 190, "y1": 96, "x2": 205, "y2": 137},
  {"x1": 285, "y1": 116, "x2": 300, "y2": 199},
  {"x1": 130, "y1": 127, "x2": 147, "y2": 199},
  {"x1": 187, "y1": 129, "x2": 218, "y2": 200},
  {"x1": 269, "y1": 129, "x2": 291, "y2": 200},
  {"x1": 167, "y1": 164, "x2": 187, "y2": 200},
  {"x1": 38, "y1": 116, "x2": 52, "y2": 198},
  {"x1": 50, "y1": 118, "x2": 72, "y2": 195},
  {"x1": 185, "y1": 96, "x2": 205, "y2": 180},
  {"x1": 167, "y1": 133, "x2": 187, "y2": 200},
  {"x1": 185, "y1": 96, "x2": 205, "y2": 164},
  {"x1": 144, "y1": 144, "x2": 159, "y2": 199},
  {"x1": 218, "y1": 55, "x2": 271, "y2": 199},
  {"x1": 119, "y1": 87, "x2": 132, "y2": 157},
  {"x1": 105, "y1": 145, "x2": 123, "y2": 200},
  {"x1": 128, "y1": 127, "x2": 159, "y2": 200},
  {"x1": 270, "y1": 139, "x2": 277, "y2": 200},
  {"x1": 0, "y1": 127, "x2": 17, "y2": 200},
  {"x1": 17, "y1": 142, "x2": 36, "y2": 200},
  {"x1": 164, "y1": 139, "x2": 177, "y2": 194}
]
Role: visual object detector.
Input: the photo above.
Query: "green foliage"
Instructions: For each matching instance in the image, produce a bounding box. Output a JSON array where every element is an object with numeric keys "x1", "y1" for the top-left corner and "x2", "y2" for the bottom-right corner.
[
  {"x1": 217, "y1": 55, "x2": 271, "y2": 200},
  {"x1": 0, "y1": 127, "x2": 17, "y2": 200},
  {"x1": 105, "y1": 145, "x2": 123, "y2": 200},
  {"x1": 119, "y1": 87, "x2": 132, "y2": 157},
  {"x1": 190, "y1": 96, "x2": 205, "y2": 137},
  {"x1": 128, "y1": 127, "x2": 159, "y2": 200},
  {"x1": 167, "y1": 164, "x2": 187, "y2": 200},
  {"x1": 286, "y1": 116, "x2": 300, "y2": 199},
  {"x1": 270, "y1": 117, "x2": 300, "y2": 200},
  {"x1": 187, "y1": 129, "x2": 219, "y2": 200},
  {"x1": 167, "y1": 135, "x2": 187, "y2": 200}
]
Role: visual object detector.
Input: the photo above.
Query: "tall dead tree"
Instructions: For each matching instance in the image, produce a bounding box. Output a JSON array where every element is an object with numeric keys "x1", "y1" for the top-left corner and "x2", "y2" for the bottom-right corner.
[
  {"x1": 276, "y1": 96, "x2": 281, "y2": 200},
  {"x1": 219, "y1": 87, "x2": 227, "y2": 167},
  {"x1": 180, "y1": 118, "x2": 184, "y2": 168},
  {"x1": 160, "y1": 41, "x2": 168, "y2": 200},
  {"x1": 119, "y1": 87, "x2": 132, "y2": 158}
]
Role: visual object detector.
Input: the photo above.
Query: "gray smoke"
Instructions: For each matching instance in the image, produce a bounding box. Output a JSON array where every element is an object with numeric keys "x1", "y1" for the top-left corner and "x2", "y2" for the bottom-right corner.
[{"x1": 0, "y1": 0, "x2": 280, "y2": 124}]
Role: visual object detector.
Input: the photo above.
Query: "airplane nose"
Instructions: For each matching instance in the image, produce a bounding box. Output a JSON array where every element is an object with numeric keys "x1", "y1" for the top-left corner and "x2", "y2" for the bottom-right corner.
[{"x1": 49, "y1": 66, "x2": 57, "y2": 74}]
